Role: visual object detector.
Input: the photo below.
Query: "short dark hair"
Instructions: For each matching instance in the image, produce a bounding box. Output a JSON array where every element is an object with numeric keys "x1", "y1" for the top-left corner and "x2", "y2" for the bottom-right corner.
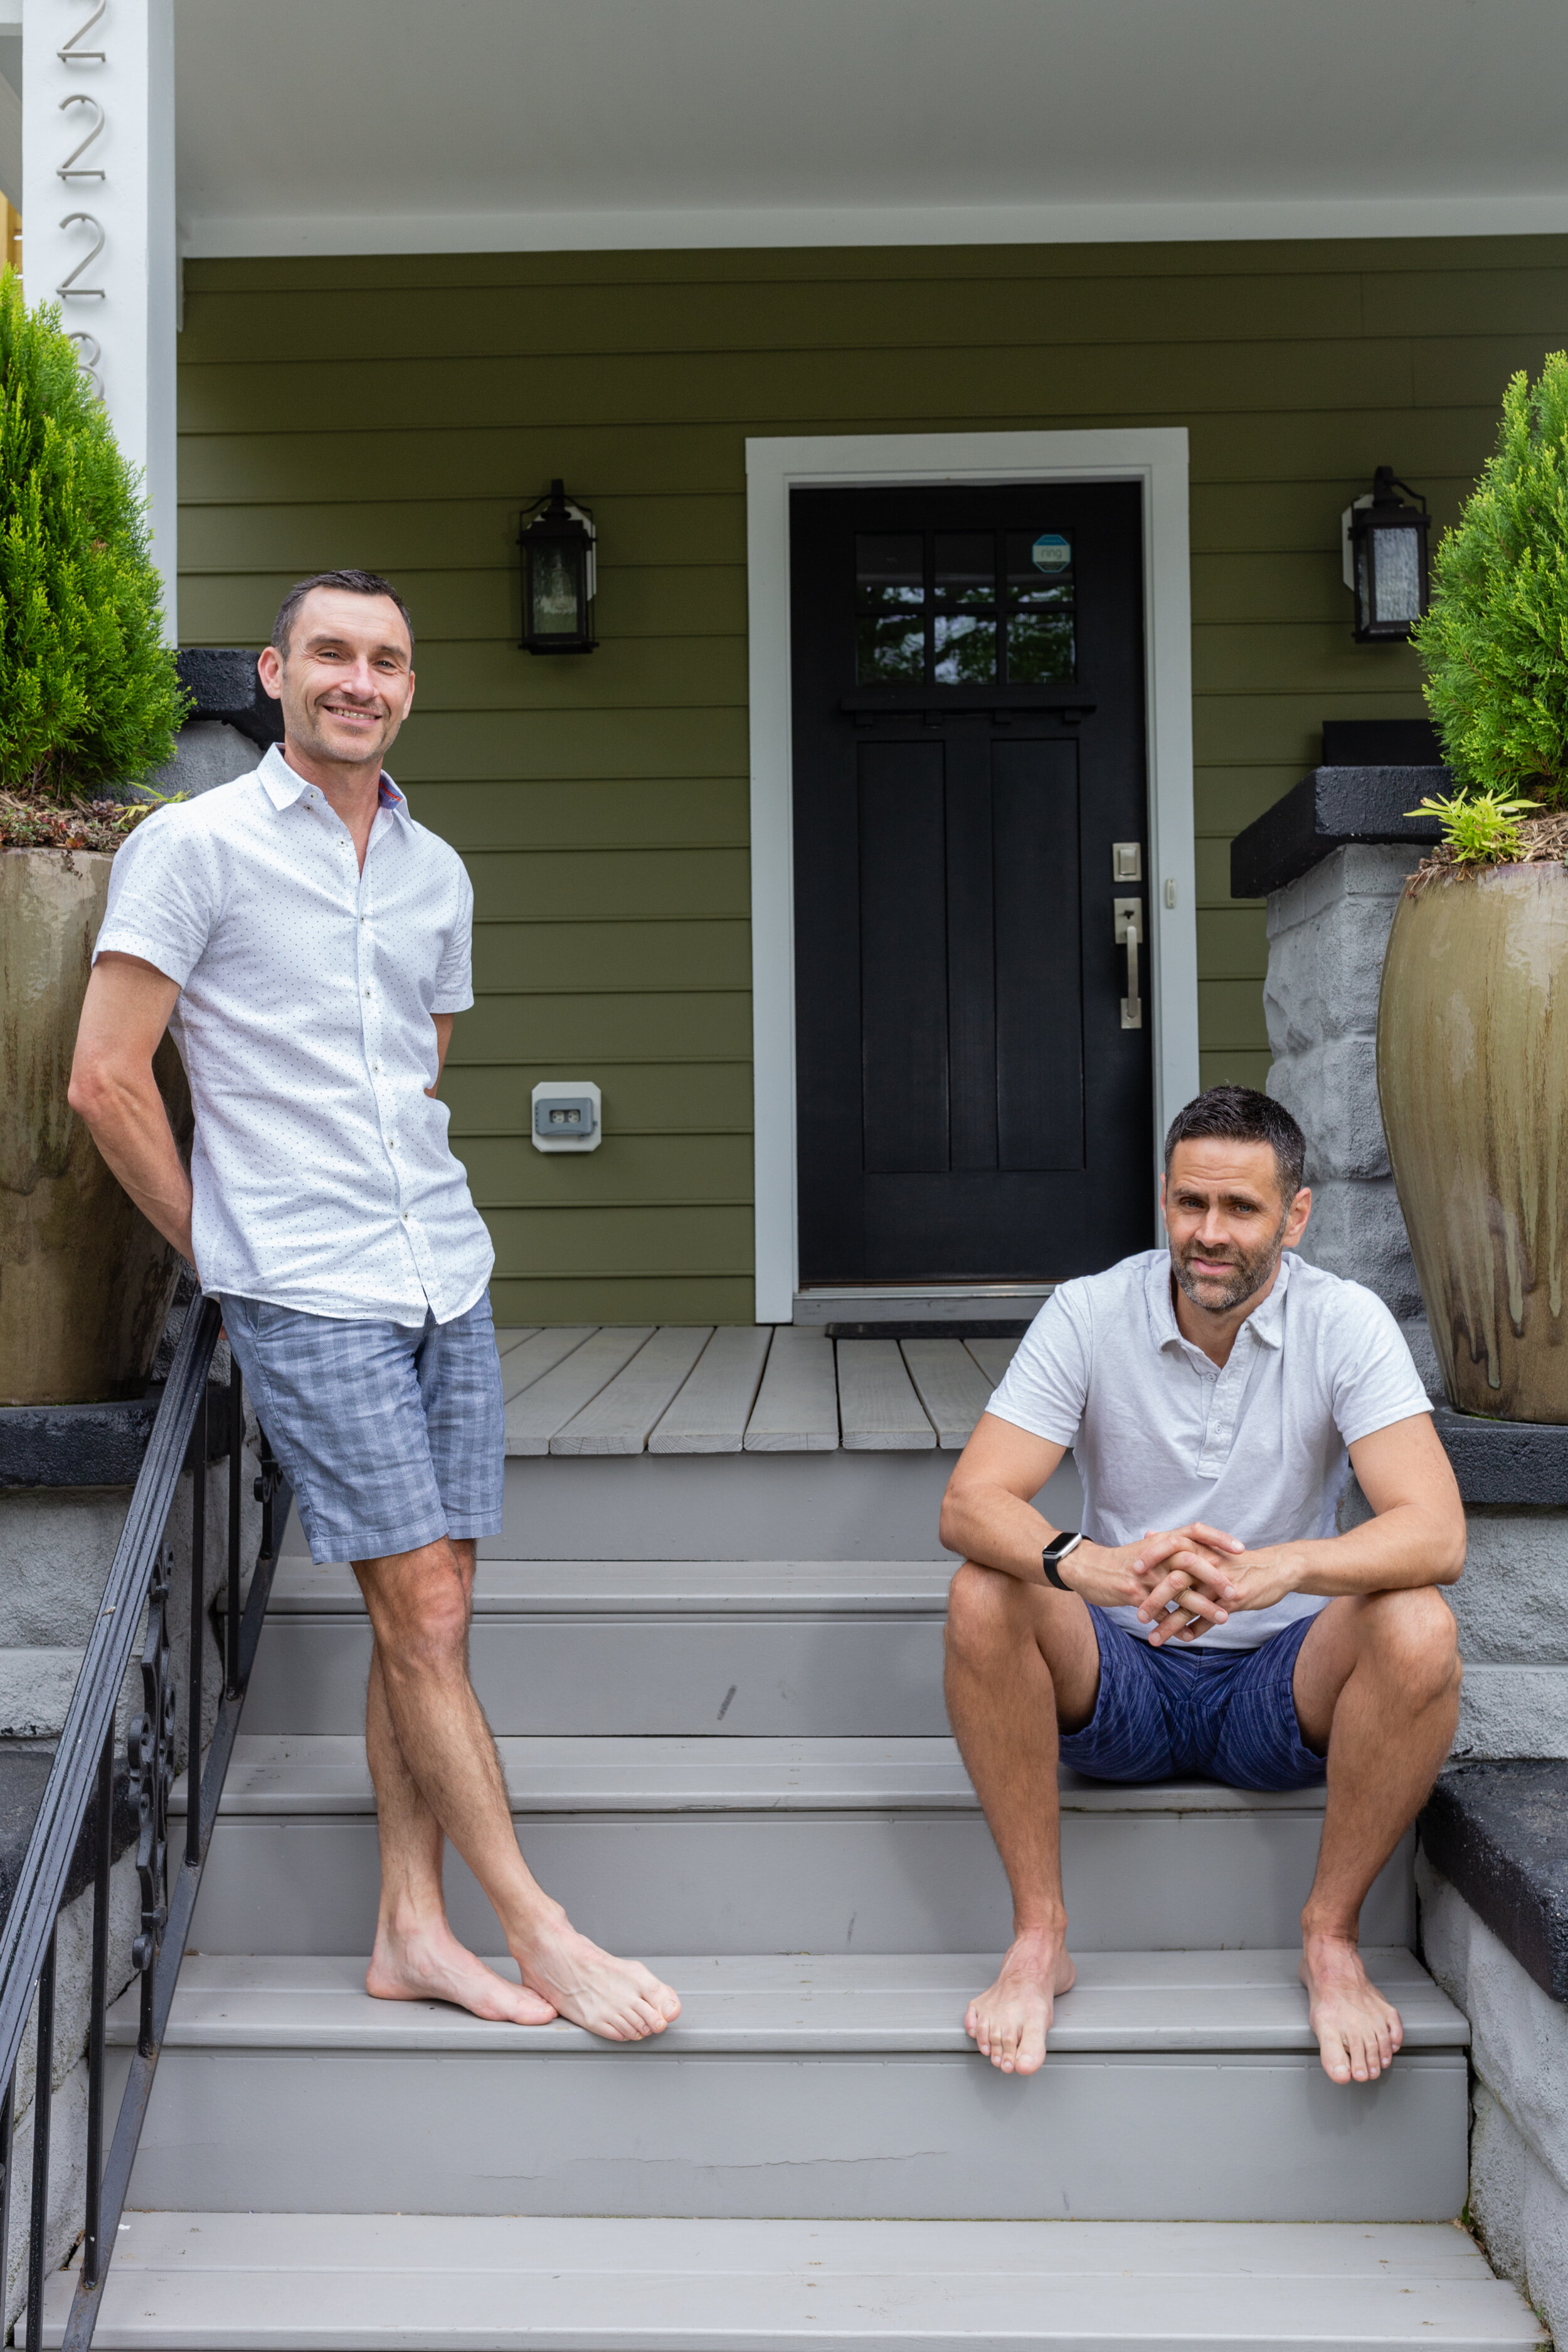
[
  {"x1": 271, "y1": 569, "x2": 415, "y2": 659},
  {"x1": 1163, "y1": 1085, "x2": 1306, "y2": 1202}
]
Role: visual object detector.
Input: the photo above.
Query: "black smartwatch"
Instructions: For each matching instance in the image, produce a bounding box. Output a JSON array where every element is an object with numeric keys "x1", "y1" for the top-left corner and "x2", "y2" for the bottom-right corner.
[{"x1": 1041, "y1": 1530, "x2": 1084, "y2": 1591}]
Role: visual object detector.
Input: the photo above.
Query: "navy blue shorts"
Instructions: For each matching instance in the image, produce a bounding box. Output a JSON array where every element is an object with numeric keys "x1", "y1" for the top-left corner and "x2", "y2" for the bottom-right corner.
[{"x1": 1058, "y1": 1608, "x2": 1328, "y2": 1793}]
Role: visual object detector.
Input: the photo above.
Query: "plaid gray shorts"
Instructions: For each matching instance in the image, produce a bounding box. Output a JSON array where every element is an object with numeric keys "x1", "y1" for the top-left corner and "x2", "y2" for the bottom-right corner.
[{"x1": 221, "y1": 1291, "x2": 505, "y2": 1565}]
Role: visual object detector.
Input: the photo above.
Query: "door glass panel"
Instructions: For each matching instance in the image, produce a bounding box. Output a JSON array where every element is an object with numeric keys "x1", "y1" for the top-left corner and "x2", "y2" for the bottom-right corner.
[
  {"x1": 933, "y1": 532, "x2": 998, "y2": 682},
  {"x1": 856, "y1": 533, "x2": 926, "y2": 681},
  {"x1": 1004, "y1": 531, "x2": 1076, "y2": 682}
]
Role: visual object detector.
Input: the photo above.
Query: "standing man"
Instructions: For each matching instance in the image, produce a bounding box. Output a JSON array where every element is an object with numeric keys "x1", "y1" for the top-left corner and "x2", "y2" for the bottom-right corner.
[
  {"x1": 70, "y1": 569, "x2": 681, "y2": 2043},
  {"x1": 940, "y1": 1086, "x2": 1464, "y2": 2088}
]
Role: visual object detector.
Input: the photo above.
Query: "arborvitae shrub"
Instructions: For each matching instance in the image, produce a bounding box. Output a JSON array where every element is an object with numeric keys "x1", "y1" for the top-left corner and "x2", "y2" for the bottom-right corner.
[
  {"x1": 1415, "y1": 351, "x2": 1568, "y2": 810},
  {"x1": 0, "y1": 265, "x2": 185, "y2": 800}
]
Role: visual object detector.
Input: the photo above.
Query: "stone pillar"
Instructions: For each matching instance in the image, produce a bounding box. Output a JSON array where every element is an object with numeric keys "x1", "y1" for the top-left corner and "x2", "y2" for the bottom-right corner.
[{"x1": 1261, "y1": 842, "x2": 1440, "y2": 1393}]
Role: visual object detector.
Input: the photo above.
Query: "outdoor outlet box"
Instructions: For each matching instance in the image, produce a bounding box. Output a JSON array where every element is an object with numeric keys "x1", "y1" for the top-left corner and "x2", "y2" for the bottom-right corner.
[{"x1": 531, "y1": 1081, "x2": 602, "y2": 1153}]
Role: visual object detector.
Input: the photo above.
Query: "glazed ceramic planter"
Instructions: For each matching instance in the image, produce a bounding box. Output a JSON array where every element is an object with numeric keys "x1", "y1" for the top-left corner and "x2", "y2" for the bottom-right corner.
[
  {"x1": 1, "y1": 847, "x2": 191, "y2": 1405},
  {"x1": 1378, "y1": 860, "x2": 1568, "y2": 1422}
]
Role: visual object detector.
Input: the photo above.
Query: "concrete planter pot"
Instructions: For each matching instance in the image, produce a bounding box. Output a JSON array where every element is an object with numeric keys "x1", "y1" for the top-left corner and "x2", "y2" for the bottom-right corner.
[
  {"x1": 0, "y1": 846, "x2": 190, "y2": 1405},
  {"x1": 1378, "y1": 861, "x2": 1568, "y2": 1422}
]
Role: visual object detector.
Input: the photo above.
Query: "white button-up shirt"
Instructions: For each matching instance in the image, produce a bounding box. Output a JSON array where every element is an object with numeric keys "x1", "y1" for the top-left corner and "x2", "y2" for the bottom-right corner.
[
  {"x1": 987, "y1": 1249, "x2": 1433, "y2": 1649},
  {"x1": 95, "y1": 744, "x2": 494, "y2": 1325}
]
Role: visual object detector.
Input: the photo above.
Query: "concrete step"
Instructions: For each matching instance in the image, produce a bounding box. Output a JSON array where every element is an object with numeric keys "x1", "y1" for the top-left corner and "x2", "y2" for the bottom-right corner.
[
  {"x1": 283, "y1": 1452, "x2": 1084, "y2": 1564},
  {"x1": 45, "y1": 2214, "x2": 1544, "y2": 2350},
  {"x1": 110, "y1": 1952, "x2": 1468, "y2": 2222},
  {"x1": 183, "y1": 1736, "x2": 1414, "y2": 1957},
  {"x1": 242, "y1": 1560, "x2": 953, "y2": 1736}
]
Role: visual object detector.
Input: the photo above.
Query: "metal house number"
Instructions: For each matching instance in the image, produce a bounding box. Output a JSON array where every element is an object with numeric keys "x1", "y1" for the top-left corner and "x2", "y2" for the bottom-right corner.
[{"x1": 55, "y1": 0, "x2": 109, "y2": 386}]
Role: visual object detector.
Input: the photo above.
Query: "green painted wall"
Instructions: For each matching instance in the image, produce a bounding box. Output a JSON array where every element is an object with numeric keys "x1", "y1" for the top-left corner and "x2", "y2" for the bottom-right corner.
[{"x1": 177, "y1": 235, "x2": 1568, "y2": 1323}]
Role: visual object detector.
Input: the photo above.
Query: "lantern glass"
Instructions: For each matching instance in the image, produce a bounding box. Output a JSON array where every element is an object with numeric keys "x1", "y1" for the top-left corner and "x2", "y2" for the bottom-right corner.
[
  {"x1": 529, "y1": 541, "x2": 582, "y2": 637},
  {"x1": 1369, "y1": 521, "x2": 1422, "y2": 629}
]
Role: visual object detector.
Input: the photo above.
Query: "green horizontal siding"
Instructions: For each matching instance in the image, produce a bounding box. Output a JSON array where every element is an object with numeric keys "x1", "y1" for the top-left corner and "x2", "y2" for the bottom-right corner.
[{"x1": 179, "y1": 233, "x2": 1568, "y2": 1320}]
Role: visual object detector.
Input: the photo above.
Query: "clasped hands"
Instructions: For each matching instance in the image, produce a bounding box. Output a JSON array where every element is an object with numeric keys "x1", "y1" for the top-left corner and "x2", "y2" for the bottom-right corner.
[{"x1": 1059, "y1": 1523, "x2": 1303, "y2": 1645}]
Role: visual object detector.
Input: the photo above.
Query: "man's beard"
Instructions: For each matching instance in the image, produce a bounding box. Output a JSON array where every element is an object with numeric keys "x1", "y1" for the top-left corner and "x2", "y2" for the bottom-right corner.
[
  {"x1": 290, "y1": 692, "x2": 393, "y2": 767},
  {"x1": 1170, "y1": 1215, "x2": 1286, "y2": 1315}
]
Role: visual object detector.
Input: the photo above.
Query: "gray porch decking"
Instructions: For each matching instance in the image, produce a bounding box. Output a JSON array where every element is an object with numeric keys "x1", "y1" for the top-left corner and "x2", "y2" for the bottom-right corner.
[{"x1": 496, "y1": 1326, "x2": 1020, "y2": 1459}]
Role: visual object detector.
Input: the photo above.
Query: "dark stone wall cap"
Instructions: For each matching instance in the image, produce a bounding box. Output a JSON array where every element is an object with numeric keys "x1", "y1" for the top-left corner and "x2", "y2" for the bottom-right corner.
[
  {"x1": 176, "y1": 649, "x2": 284, "y2": 751},
  {"x1": 1230, "y1": 765, "x2": 1447, "y2": 900},
  {"x1": 0, "y1": 1379, "x2": 235, "y2": 1491},
  {"x1": 1433, "y1": 1402, "x2": 1568, "y2": 1505},
  {"x1": 1420, "y1": 1761, "x2": 1568, "y2": 2006}
]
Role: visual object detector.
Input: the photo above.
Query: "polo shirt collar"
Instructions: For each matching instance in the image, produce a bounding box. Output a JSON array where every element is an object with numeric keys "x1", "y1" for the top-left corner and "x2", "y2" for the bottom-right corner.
[
  {"x1": 1149, "y1": 1242, "x2": 1294, "y2": 1355},
  {"x1": 258, "y1": 741, "x2": 411, "y2": 824}
]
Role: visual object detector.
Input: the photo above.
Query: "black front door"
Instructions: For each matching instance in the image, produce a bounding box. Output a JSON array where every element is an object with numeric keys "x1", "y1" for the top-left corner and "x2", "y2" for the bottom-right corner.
[{"x1": 791, "y1": 480, "x2": 1155, "y2": 1288}]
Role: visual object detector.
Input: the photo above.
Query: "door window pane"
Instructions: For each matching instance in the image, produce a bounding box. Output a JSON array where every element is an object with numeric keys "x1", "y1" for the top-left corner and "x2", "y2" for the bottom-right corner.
[
  {"x1": 933, "y1": 532, "x2": 998, "y2": 682},
  {"x1": 856, "y1": 534, "x2": 926, "y2": 682},
  {"x1": 1004, "y1": 531, "x2": 1076, "y2": 682}
]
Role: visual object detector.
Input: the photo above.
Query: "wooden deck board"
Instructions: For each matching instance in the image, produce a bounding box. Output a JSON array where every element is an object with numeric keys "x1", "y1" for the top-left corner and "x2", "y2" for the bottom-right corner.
[
  {"x1": 504, "y1": 1329, "x2": 654, "y2": 1457},
  {"x1": 899, "y1": 1339, "x2": 993, "y2": 1451},
  {"x1": 498, "y1": 1328, "x2": 598, "y2": 1406},
  {"x1": 964, "y1": 1335, "x2": 1020, "y2": 1389},
  {"x1": 837, "y1": 1341, "x2": 936, "y2": 1451},
  {"x1": 743, "y1": 1328, "x2": 839, "y2": 1453},
  {"x1": 551, "y1": 1328, "x2": 715, "y2": 1456},
  {"x1": 650, "y1": 1326, "x2": 774, "y2": 1453}
]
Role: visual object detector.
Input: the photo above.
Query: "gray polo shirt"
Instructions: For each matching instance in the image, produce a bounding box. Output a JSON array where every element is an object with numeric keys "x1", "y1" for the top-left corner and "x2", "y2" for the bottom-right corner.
[{"x1": 985, "y1": 1248, "x2": 1433, "y2": 1650}]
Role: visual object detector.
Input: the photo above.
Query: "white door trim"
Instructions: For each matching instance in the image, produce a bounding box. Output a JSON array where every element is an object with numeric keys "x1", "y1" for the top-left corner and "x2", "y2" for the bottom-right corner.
[{"x1": 744, "y1": 427, "x2": 1199, "y2": 1325}]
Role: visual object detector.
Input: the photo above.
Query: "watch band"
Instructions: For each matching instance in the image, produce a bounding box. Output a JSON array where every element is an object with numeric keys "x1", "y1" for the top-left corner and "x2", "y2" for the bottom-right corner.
[{"x1": 1041, "y1": 1531, "x2": 1083, "y2": 1591}]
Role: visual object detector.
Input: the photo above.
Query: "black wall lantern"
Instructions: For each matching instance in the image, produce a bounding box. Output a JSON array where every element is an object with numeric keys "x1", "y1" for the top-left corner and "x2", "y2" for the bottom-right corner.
[
  {"x1": 519, "y1": 479, "x2": 598, "y2": 654},
  {"x1": 1342, "y1": 467, "x2": 1431, "y2": 643}
]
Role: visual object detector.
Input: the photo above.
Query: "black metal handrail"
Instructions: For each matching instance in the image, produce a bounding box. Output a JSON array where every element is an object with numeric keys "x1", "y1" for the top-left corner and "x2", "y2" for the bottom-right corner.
[{"x1": 0, "y1": 1295, "x2": 291, "y2": 2347}]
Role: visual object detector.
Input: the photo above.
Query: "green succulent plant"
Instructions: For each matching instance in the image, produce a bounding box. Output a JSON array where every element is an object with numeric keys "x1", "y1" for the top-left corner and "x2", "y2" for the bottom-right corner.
[
  {"x1": 1404, "y1": 786, "x2": 1539, "y2": 866},
  {"x1": 1413, "y1": 350, "x2": 1568, "y2": 810},
  {"x1": 0, "y1": 264, "x2": 186, "y2": 801}
]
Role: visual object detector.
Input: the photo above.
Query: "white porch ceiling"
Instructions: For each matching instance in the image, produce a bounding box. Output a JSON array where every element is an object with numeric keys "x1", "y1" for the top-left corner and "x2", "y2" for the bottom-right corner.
[{"x1": 174, "y1": 0, "x2": 1568, "y2": 257}]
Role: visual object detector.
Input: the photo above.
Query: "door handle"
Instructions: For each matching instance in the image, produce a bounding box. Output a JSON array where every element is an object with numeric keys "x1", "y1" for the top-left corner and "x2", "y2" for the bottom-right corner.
[{"x1": 1113, "y1": 897, "x2": 1143, "y2": 1030}]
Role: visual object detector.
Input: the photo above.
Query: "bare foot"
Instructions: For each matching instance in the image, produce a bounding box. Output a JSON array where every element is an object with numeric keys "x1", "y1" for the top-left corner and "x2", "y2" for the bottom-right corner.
[
  {"x1": 514, "y1": 1907, "x2": 682, "y2": 2043},
  {"x1": 1300, "y1": 1934, "x2": 1404, "y2": 2085},
  {"x1": 367, "y1": 1917, "x2": 559, "y2": 2026},
  {"x1": 964, "y1": 1929, "x2": 1077, "y2": 2075}
]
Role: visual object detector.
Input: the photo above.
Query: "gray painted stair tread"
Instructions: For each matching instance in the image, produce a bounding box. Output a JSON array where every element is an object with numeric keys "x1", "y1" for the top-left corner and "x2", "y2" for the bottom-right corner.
[
  {"x1": 899, "y1": 1338, "x2": 994, "y2": 1449},
  {"x1": 181, "y1": 1735, "x2": 1338, "y2": 1817},
  {"x1": 497, "y1": 1325, "x2": 596, "y2": 1406},
  {"x1": 260, "y1": 1559, "x2": 955, "y2": 1613},
  {"x1": 837, "y1": 1340, "x2": 936, "y2": 1451},
  {"x1": 650, "y1": 1325, "x2": 774, "y2": 1452},
  {"x1": 551, "y1": 1327, "x2": 714, "y2": 1456},
  {"x1": 44, "y1": 2214, "x2": 1542, "y2": 2348},
  {"x1": 744, "y1": 1327, "x2": 839, "y2": 1452},
  {"x1": 506, "y1": 1328, "x2": 655, "y2": 1455},
  {"x1": 965, "y1": 1335, "x2": 1019, "y2": 1387},
  {"x1": 116, "y1": 1947, "x2": 1467, "y2": 2055}
]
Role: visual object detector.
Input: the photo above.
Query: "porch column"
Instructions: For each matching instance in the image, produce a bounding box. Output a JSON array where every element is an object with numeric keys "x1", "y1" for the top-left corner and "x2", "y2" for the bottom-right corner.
[{"x1": 21, "y1": 0, "x2": 177, "y2": 632}]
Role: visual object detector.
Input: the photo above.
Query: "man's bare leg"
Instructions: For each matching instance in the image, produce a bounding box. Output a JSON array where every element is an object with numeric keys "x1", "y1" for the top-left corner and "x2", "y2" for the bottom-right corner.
[
  {"x1": 356, "y1": 1535, "x2": 681, "y2": 2041},
  {"x1": 363, "y1": 1540, "x2": 555, "y2": 2023},
  {"x1": 943, "y1": 1562, "x2": 1101, "y2": 2075},
  {"x1": 1292, "y1": 1587, "x2": 1461, "y2": 2086}
]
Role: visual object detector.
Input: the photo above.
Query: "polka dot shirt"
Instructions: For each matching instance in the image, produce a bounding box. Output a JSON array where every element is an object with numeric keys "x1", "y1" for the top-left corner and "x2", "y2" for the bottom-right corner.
[{"x1": 96, "y1": 744, "x2": 494, "y2": 1325}]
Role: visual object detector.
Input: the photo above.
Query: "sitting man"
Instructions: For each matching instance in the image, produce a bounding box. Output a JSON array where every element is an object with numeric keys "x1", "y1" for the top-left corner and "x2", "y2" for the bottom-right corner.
[{"x1": 940, "y1": 1084, "x2": 1464, "y2": 2089}]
